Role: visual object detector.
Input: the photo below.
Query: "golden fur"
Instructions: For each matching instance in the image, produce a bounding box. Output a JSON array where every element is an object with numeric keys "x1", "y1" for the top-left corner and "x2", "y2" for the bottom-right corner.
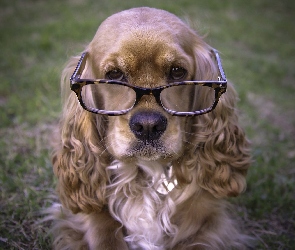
[{"x1": 51, "y1": 7, "x2": 251, "y2": 249}]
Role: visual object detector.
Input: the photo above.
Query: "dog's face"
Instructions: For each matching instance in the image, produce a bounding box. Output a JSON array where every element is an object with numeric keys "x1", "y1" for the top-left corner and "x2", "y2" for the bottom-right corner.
[
  {"x1": 102, "y1": 35, "x2": 192, "y2": 162},
  {"x1": 80, "y1": 8, "x2": 216, "y2": 162}
]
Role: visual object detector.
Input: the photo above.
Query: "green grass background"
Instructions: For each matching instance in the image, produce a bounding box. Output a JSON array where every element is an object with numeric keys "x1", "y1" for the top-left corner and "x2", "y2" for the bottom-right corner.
[{"x1": 0, "y1": 0, "x2": 294, "y2": 249}]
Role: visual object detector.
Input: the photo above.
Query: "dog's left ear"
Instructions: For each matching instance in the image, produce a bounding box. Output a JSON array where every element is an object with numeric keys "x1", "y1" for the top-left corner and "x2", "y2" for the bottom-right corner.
[{"x1": 190, "y1": 46, "x2": 251, "y2": 198}]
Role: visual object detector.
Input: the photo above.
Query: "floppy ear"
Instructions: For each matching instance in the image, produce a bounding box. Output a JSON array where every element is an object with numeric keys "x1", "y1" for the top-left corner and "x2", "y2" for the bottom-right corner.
[
  {"x1": 52, "y1": 54, "x2": 109, "y2": 213},
  {"x1": 186, "y1": 46, "x2": 251, "y2": 198}
]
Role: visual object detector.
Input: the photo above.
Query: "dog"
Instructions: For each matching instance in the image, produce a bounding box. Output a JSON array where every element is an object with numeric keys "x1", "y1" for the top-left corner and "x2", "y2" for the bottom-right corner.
[{"x1": 50, "y1": 7, "x2": 251, "y2": 249}]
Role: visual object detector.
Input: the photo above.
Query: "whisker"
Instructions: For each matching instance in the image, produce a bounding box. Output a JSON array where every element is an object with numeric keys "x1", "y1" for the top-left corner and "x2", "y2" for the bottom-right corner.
[
  {"x1": 99, "y1": 141, "x2": 114, "y2": 157},
  {"x1": 97, "y1": 132, "x2": 114, "y2": 144},
  {"x1": 179, "y1": 130, "x2": 196, "y2": 136},
  {"x1": 181, "y1": 138, "x2": 195, "y2": 146},
  {"x1": 181, "y1": 137, "x2": 204, "y2": 150},
  {"x1": 169, "y1": 147, "x2": 182, "y2": 159},
  {"x1": 179, "y1": 129, "x2": 203, "y2": 138},
  {"x1": 98, "y1": 133, "x2": 117, "y2": 157}
]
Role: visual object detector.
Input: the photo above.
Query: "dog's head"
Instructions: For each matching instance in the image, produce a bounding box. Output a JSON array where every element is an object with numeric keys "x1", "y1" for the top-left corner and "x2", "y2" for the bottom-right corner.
[
  {"x1": 54, "y1": 7, "x2": 251, "y2": 213},
  {"x1": 74, "y1": 7, "x2": 219, "y2": 162}
]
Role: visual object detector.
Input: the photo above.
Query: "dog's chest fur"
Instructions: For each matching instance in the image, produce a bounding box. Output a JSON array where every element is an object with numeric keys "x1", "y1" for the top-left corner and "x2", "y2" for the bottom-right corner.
[{"x1": 106, "y1": 160, "x2": 189, "y2": 249}]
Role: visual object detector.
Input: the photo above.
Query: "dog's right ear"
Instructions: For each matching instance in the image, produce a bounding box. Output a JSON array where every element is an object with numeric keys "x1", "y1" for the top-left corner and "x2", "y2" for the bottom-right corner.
[{"x1": 52, "y1": 53, "x2": 108, "y2": 214}]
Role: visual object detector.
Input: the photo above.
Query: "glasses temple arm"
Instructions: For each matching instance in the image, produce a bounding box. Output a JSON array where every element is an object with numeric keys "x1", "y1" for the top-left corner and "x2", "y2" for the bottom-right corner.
[
  {"x1": 212, "y1": 49, "x2": 227, "y2": 82},
  {"x1": 70, "y1": 52, "x2": 88, "y2": 82}
]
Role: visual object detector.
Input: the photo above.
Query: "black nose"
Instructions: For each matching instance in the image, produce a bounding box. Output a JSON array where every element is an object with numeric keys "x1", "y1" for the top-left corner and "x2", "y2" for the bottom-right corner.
[{"x1": 129, "y1": 111, "x2": 167, "y2": 141}]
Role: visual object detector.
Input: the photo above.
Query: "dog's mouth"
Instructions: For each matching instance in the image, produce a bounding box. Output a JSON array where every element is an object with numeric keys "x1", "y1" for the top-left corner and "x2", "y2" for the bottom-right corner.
[{"x1": 127, "y1": 139, "x2": 172, "y2": 161}]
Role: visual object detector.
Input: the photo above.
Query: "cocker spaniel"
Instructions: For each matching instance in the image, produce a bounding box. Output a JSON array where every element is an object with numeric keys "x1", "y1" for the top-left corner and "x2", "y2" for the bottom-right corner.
[{"x1": 50, "y1": 7, "x2": 251, "y2": 250}]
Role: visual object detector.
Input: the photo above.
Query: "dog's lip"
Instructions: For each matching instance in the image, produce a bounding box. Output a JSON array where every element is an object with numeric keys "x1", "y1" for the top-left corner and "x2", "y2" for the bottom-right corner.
[
  {"x1": 132, "y1": 139, "x2": 165, "y2": 152},
  {"x1": 125, "y1": 140, "x2": 174, "y2": 161}
]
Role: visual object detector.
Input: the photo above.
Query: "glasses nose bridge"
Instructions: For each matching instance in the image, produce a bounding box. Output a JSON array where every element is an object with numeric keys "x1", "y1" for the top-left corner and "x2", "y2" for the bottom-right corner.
[{"x1": 134, "y1": 87, "x2": 162, "y2": 106}]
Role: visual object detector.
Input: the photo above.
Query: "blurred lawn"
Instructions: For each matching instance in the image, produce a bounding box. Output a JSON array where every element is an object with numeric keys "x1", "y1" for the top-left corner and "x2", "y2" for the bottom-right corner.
[{"x1": 0, "y1": 0, "x2": 294, "y2": 249}]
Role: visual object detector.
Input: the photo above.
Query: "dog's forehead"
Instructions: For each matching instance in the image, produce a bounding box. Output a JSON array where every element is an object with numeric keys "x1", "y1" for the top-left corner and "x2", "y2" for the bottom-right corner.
[
  {"x1": 89, "y1": 7, "x2": 196, "y2": 86},
  {"x1": 118, "y1": 30, "x2": 176, "y2": 64},
  {"x1": 92, "y1": 7, "x2": 190, "y2": 48},
  {"x1": 116, "y1": 30, "x2": 191, "y2": 87},
  {"x1": 102, "y1": 7, "x2": 184, "y2": 31}
]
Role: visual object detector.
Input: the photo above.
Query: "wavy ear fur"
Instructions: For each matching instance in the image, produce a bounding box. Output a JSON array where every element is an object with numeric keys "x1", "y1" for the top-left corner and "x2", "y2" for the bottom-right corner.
[
  {"x1": 52, "y1": 54, "x2": 109, "y2": 213},
  {"x1": 195, "y1": 81, "x2": 251, "y2": 198},
  {"x1": 177, "y1": 45, "x2": 251, "y2": 198}
]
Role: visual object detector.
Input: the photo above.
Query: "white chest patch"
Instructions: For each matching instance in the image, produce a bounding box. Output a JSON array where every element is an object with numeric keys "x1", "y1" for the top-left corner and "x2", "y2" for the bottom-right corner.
[{"x1": 106, "y1": 161, "x2": 178, "y2": 249}]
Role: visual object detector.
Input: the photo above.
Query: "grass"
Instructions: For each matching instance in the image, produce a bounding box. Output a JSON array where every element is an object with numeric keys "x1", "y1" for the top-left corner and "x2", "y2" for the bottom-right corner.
[{"x1": 0, "y1": 0, "x2": 294, "y2": 249}]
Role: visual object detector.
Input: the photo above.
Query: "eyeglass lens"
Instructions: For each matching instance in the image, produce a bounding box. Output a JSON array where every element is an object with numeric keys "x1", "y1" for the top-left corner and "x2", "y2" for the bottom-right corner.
[
  {"x1": 81, "y1": 83, "x2": 215, "y2": 113},
  {"x1": 160, "y1": 85, "x2": 215, "y2": 112}
]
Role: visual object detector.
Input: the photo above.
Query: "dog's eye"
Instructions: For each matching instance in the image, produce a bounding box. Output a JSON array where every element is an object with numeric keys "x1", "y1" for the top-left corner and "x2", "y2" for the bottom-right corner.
[
  {"x1": 170, "y1": 67, "x2": 187, "y2": 80},
  {"x1": 106, "y1": 69, "x2": 125, "y2": 81}
]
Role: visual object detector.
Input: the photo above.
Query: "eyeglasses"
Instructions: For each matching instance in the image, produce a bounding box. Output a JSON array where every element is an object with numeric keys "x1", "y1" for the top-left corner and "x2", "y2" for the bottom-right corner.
[{"x1": 70, "y1": 49, "x2": 227, "y2": 116}]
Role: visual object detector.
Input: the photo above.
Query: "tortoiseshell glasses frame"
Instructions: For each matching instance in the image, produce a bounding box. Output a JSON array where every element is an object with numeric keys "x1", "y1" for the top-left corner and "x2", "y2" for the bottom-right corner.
[{"x1": 70, "y1": 49, "x2": 227, "y2": 116}]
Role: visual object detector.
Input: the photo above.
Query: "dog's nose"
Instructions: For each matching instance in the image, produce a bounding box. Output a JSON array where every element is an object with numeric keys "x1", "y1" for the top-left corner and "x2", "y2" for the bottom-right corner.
[{"x1": 129, "y1": 111, "x2": 167, "y2": 141}]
